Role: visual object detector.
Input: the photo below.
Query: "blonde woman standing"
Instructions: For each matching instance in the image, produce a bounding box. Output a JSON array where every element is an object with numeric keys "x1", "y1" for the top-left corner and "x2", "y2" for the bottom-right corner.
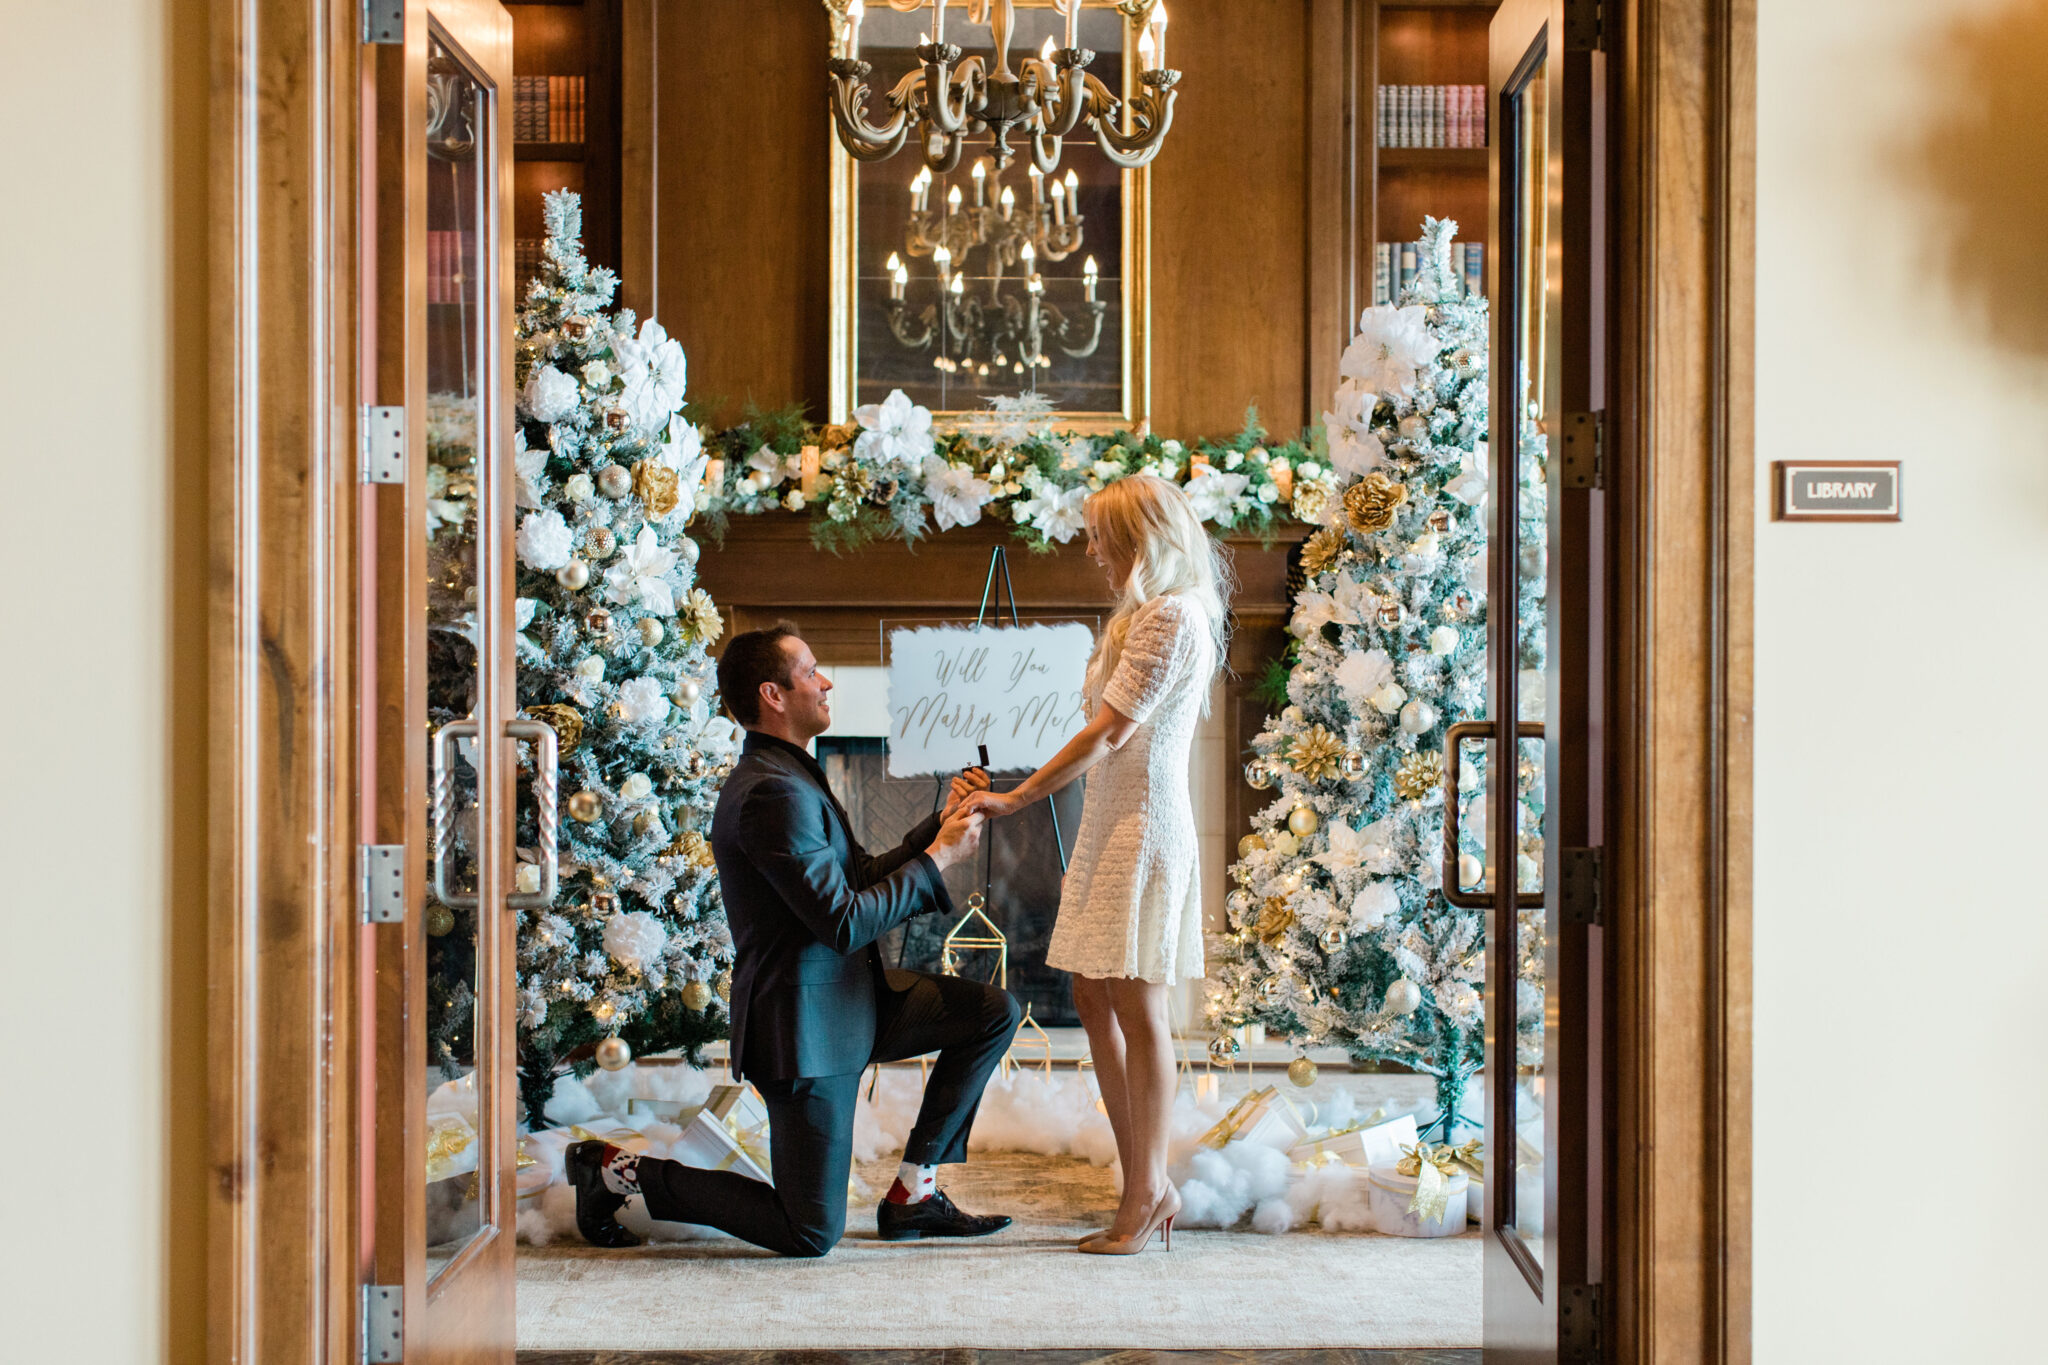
[{"x1": 964, "y1": 474, "x2": 1230, "y2": 1254}]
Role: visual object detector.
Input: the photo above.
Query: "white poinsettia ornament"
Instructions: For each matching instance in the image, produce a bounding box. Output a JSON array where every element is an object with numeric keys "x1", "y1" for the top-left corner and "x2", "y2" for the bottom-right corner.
[
  {"x1": 1183, "y1": 468, "x2": 1250, "y2": 524},
  {"x1": 516, "y1": 508, "x2": 574, "y2": 570},
  {"x1": 604, "y1": 524, "x2": 679, "y2": 615},
  {"x1": 522, "y1": 364, "x2": 580, "y2": 423},
  {"x1": 1340, "y1": 303, "x2": 1437, "y2": 395},
  {"x1": 615, "y1": 319, "x2": 687, "y2": 432},
  {"x1": 854, "y1": 388, "x2": 937, "y2": 467}
]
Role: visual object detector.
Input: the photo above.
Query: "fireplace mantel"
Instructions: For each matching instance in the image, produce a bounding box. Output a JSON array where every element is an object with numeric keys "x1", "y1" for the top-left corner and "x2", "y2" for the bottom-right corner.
[{"x1": 695, "y1": 513, "x2": 1306, "y2": 668}]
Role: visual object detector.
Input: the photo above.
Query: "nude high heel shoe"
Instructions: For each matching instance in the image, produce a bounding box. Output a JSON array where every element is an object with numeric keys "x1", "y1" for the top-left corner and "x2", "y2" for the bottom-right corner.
[{"x1": 1076, "y1": 1187, "x2": 1180, "y2": 1255}]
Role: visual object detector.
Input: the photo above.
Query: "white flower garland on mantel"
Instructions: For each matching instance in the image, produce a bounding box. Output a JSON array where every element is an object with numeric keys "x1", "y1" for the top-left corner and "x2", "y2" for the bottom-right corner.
[{"x1": 690, "y1": 391, "x2": 1334, "y2": 552}]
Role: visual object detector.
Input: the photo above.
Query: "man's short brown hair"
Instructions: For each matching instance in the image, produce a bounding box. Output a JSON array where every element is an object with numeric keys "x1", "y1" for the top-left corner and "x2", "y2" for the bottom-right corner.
[{"x1": 717, "y1": 621, "x2": 803, "y2": 728}]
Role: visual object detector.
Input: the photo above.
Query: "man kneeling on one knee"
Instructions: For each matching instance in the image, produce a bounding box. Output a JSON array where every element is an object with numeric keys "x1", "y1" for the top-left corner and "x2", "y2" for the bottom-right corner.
[{"x1": 566, "y1": 621, "x2": 1021, "y2": 1256}]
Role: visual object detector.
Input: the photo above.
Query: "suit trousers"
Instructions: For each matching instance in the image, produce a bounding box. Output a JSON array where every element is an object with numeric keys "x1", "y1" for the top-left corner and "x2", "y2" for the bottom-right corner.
[{"x1": 636, "y1": 969, "x2": 1022, "y2": 1257}]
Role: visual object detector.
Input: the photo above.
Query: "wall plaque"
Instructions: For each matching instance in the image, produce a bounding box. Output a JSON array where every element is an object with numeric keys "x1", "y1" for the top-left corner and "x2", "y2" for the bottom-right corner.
[{"x1": 1774, "y1": 461, "x2": 1902, "y2": 522}]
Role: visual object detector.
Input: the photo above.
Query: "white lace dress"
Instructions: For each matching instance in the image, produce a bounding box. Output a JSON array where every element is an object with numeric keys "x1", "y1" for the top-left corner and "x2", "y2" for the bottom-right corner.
[{"x1": 1045, "y1": 593, "x2": 1212, "y2": 985}]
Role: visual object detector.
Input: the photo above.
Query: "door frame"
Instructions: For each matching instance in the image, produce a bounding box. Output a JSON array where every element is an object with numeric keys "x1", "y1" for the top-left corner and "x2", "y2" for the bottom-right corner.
[{"x1": 205, "y1": 0, "x2": 1752, "y2": 1361}]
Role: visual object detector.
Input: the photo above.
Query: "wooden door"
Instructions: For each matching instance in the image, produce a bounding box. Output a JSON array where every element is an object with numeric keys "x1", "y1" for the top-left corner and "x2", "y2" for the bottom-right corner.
[
  {"x1": 1479, "y1": 0, "x2": 1606, "y2": 1358},
  {"x1": 365, "y1": 3, "x2": 521, "y2": 1362}
]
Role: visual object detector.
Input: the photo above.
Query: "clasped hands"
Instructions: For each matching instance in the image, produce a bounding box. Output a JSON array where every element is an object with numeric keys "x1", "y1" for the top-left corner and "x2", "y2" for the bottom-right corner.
[{"x1": 925, "y1": 766, "x2": 993, "y2": 872}]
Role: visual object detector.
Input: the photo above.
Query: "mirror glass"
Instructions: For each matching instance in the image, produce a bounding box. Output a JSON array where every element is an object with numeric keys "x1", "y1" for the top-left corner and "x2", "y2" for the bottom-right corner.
[
  {"x1": 422, "y1": 27, "x2": 493, "y2": 1281},
  {"x1": 846, "y1": 4, "x2": 1134, "y2": 417}
]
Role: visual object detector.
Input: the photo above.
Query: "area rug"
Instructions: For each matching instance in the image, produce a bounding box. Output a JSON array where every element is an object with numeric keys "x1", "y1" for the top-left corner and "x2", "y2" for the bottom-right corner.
[{"x1": 516, "y1": 1151, "x2": 1480, "y2": 1350}]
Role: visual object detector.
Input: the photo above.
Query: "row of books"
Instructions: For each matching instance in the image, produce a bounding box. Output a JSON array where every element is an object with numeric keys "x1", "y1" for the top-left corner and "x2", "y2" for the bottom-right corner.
[
  {"x1": 428, "y1": 230, "x2": 474, "y2": 305},
  {"x1": 514, "y1": 75, "x2": 586, "y2": 144},
  {"x1": 1377, "y1": 84, "x2": 1488, "y2": 149},
  {"x1": 514, "y1": 237, "x2": 544, "y2": 285},
  {"x1": 1373, "y1": 240, "x2": 1486, "y2": 305}
]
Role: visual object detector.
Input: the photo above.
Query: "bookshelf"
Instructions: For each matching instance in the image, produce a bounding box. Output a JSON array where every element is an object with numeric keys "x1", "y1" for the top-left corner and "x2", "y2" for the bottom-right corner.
[
  {"x1": 1370, "y1": 0, "x2": 1498, "y2": 303},
  {"x1": 507, "y1": 0, "x2": 622, "y2": 285}
]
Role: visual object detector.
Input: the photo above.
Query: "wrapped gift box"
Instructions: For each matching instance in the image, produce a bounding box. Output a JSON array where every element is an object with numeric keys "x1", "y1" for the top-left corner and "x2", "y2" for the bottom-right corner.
[
  {"x1": 1196, "y1": 1084, "x2": 1311, "y2": 1151},
  {"x1": 1366, "y1": 1161, "x2": 1470, "y2": 1238},
  {"x1": 669, "y1": 1108, "x2": 769, "y2": 1183},
  {"x1": 1289, "y1": 1112, "x2": 1419, "y2": 1169}
]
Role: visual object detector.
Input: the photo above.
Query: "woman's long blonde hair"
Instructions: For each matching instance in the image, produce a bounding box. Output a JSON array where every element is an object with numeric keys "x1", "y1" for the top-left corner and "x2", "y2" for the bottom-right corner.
[{"x1": 1084, "y1": 474, "x2": 1234, "y2": 709}]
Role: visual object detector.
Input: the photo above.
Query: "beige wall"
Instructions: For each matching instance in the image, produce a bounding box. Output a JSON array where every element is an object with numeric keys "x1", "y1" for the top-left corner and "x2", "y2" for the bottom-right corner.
[
  {"x1": 0, "y1": 1, "x2": 212, "y2": 1361},
  {"x1": 1754, "y1": 0, "x2": 2048, "y2": 1358}
]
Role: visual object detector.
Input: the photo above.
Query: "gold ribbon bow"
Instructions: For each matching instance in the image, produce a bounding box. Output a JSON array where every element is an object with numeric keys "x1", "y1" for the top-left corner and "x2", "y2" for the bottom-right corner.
[
  {"x1": 1395, "y1": 1141, "x2": 1467, "y2": 1224},
  {"x1": 1447, "y1": 1139, "x2": 1483, "y2": 1178},
  {"x1": 1198, "y1": 1085, "x2": 1277, "y2": 1150}
]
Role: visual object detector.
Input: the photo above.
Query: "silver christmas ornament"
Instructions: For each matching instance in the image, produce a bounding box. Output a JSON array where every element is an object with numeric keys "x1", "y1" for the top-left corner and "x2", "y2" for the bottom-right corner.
[
  {"x1": 1399, "y1": 699, "x2": 1439, "y2": 735},
  {"x1": 596, "y1": 464, "x2": 634, "y2": 499},
  {"x1": 678, "y1": 538, "x2": 701, "y2": 565},
  {"x1": 1386, "y1": 978, "x2": 1423, "y2": 1015},
  {"x1": 1318, "y1": 926, "x2": 1347, "y2": 953},
  {"x1": 1208, "y1": 1034, "x2": 1241, "y2": 1063},
  {"x1": 1245, "y1": 760, "x2": 1274, "y2": 791}
]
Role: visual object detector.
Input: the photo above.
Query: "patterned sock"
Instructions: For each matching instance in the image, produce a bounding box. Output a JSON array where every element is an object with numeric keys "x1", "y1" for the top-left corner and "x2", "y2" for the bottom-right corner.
[
  {"x1": 886, "y1": 1160, "x2": 938, "y2": 1204},
  {"x1": 598, "y1": 1143, "x2": 641, "y2": 1197}
]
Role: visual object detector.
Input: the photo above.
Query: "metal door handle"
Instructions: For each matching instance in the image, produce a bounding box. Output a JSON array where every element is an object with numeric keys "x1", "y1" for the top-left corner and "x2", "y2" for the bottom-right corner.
[
  {"x1": 505, "y1": 717, "x2": 559, "y2": 910},
  {"x1": 1442, "y1": 719, "x2": 1544, "y2": 910},
  {"x1": 431, "y1": 718, "x2": 480, "y2": 910}
]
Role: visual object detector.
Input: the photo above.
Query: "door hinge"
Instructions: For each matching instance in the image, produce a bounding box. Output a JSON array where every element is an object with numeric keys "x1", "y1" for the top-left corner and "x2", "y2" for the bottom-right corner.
[
  {"x1": 1564, "y1": 0, "x2": 1606, "y2": 53},
  {"x1": 1561, "y1": 409, "x2": 1605, "y2": 490},
  {"x1": 360, "y1": 845, "x2": 406, "y2": 924},
  {"x1": 360, "y1": 1284, "x2": 403, "y2": 1364},
  {"x1": 1560, "y1": 1281, "x2": 1605, "y2": 1363},
  {"x1": 360, "y1": 405, "x2": 406, "y2": 484},
  {"x1": 1561, "y1": 846, "x2": 1603, "y2": 927},
  {"x1": 361, "y1": 1, "x2": 405, "y2": 45}
]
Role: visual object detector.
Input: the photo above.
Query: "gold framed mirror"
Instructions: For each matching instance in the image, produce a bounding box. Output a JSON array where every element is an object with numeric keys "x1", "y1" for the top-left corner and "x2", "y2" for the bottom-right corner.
[{"x1": 828, "y1": 1, "x2": 1152, "y2": 431}]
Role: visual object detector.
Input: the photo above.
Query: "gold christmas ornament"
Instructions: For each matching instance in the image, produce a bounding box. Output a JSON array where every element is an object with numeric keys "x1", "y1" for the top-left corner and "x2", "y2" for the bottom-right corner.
[
  {"x1": 1287, "y1": 804, "x2": 1320, "y2": 838},
  {"x1": 1258, "y1": 977, "x2": 1282, "y2": 1005},
  {"x1": 1378, "y1": 600, "x2": 1404, "y2": 628},
  {"x1": 1257, "y1": 897, "x2": 1296, "y2": 945},
  {"x1": 633, "y1": 460, "x2": 683, "y2": 518},
  {"x1": 596, "y1": 463, "x2": 634, "y2": 498},
  {"x1": 583, "y1": 525, "x2": 617, "y2": 560},
  {"x1": 1428, "y1": 508, "x2": 1453, "y2": 534},
  {"x1": 555, "y1": 559, "x2": 590, "y2": 591},
  {"x1": 1244, "y1": 759, "x2": 1275, "y2": 791},
  {"x1": 591, "y1": 890, "x2": 619, "y2": 915},
  {"x1": 1394, "y1": 750, "x2": 1446, "y2": 801},
  {"x1": 633, "y1": 810, "x2": 661, "y2": 835},
  {"x1": 567, "y1": 790, "x2": 603, "y2": 823},
  {"x1": 594, "y1": 1035, "x2": 633, "y2": 1071},
  {"x1": 425, "y1": 903, "x2": 456, "y2": 937},
  {"x1": 1288, "y1": 725, "x2": 1345, "y2": 782},
  {"x1": 1236, "y1": 833, "x2": 1267, "y2": 859},
  {"x1": 1299, "y1": 525, "x2": 1348, "y2": 576},
  {"x1": 681, "y1": 589, "x2": 724, "y2": 646},
  {"x1": 1319, "y1": 925, "x2": 1347, "y2": 953},
  {"x1": 583, "y1": 608, "x2": 613, "y2": 638},
  {"x1": 667, "y1": 830, "x2": 717, "y2": 869},
  {"x1": 529, "y1": 703, "x2": 584, "y2": 753},
  {"x1": 1209, "y1": 1034, "x2": 1241, "y2": 1063},
  {"x1": 638, "y1": 618, "x2": 664, "y2": 646},
  {"x1": 682, "y1": 980, "x2": 714, "y2": 1012},
  {"x1": 1339, "y1": 750, "x2": 1366, "y2": 781},
  {"x1": 714, "y1": 969, "x2": 733, "y2": 1002},
  {"x1": 1344, "y1": 471, "x2": 1409, "y2": 534},
  {"x1": 1287, "y1": 1056, "x2": 1319, "y2": 1088}
]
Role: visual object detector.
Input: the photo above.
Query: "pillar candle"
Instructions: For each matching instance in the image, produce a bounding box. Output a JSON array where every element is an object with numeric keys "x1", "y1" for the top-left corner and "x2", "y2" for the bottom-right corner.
[{"x1": 800, "y1": 445, "x2": 822, "y2": 496}]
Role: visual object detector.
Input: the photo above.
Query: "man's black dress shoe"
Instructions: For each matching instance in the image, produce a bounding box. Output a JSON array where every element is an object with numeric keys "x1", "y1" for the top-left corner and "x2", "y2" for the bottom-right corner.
[
  {"x1": 563, "y1": 1140, "x2": 642, "y2": 1248},
  {"x1": 875, "y1": 1187, "x2": 1013, "y2": 1241}
]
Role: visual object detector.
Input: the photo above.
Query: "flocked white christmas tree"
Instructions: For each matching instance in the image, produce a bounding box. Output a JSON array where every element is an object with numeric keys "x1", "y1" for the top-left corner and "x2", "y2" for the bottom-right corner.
[
  {"x1": 486, "y1": 190, "x2": 741, "y2": 1123},
  {"x1": 1208, "y1": 217, "x2": 1546, "y2": 1141}
]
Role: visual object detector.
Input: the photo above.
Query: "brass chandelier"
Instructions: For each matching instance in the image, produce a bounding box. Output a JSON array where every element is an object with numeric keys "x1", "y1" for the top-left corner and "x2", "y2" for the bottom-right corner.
[{"x1": 824, "y1": 0, "x2": 1179, "y2": 172}]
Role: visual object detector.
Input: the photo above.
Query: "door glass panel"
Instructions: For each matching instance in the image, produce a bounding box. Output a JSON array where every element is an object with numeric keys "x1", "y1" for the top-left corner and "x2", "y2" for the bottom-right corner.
[
  {"x1": 1503, "y1": 35, "x2": 1551, "y2": 1271},
  {"x1": 422, "y1": 30, "x2": 491, "y2": 1280}
]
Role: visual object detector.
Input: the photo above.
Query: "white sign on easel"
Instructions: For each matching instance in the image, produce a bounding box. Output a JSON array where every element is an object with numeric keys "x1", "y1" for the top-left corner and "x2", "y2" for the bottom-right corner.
[{"x1": 885, "y1": 622, "x2": 1095, "y2": 778}]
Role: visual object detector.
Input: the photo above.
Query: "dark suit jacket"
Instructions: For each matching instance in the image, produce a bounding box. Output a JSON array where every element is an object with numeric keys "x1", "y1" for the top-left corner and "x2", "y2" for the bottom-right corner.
[{"x1": 711, "y1": 731, "x2": 951, "y2": 1082}]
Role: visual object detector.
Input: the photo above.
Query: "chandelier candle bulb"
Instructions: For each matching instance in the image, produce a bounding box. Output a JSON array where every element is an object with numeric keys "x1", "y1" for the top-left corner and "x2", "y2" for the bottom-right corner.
[
  {"x1": 1000, "y1": 184, "x2": 1015, "y2": 219},
  {"x1": 845, "y1": 0, "x2": 862, "y2": 58},
  {"x1": 971, "y1": 158, "x2": 987, "y2": 205},
  {"x1": 1151, "y1": 3, "x2": 1168, "y2": 69},
  {"x1": 1065, "y1": 168, "x2": 1079, "y2": 200},
  {"x1": 1066, "y1": 0, "x2": 1080, "y2": 47},
  {"x1": 931, "y1": 0, "x2": 945, "y2": 44},
  {"x1": 1139, "y1": 26, "x2": 1155, "y2": 70},
  {"x1": 1084, "y1": 253, "x2": 1099, "y2": 300}
]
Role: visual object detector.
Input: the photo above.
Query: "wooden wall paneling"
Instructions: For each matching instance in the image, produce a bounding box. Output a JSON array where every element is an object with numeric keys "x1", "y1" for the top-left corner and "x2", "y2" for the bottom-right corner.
[
  {"x1": 652, "y1": 0, "x2": 830, "y2": 427},
  {"x1": 1308, "y1": 0, "x2": 1362, "y2": 410},
  {"x1": 209, "y1": 2, "x2": 363, "y2": 1362},
  {"x1": 581, "y1": 0, "x2": 624, "y2": 274},
  {"x1": 1608, "y1": 0, "x2": 1753, "y2": 1358},
  {"x1": 618, "y1": 0, "x2": 656, "y2": 318}
]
